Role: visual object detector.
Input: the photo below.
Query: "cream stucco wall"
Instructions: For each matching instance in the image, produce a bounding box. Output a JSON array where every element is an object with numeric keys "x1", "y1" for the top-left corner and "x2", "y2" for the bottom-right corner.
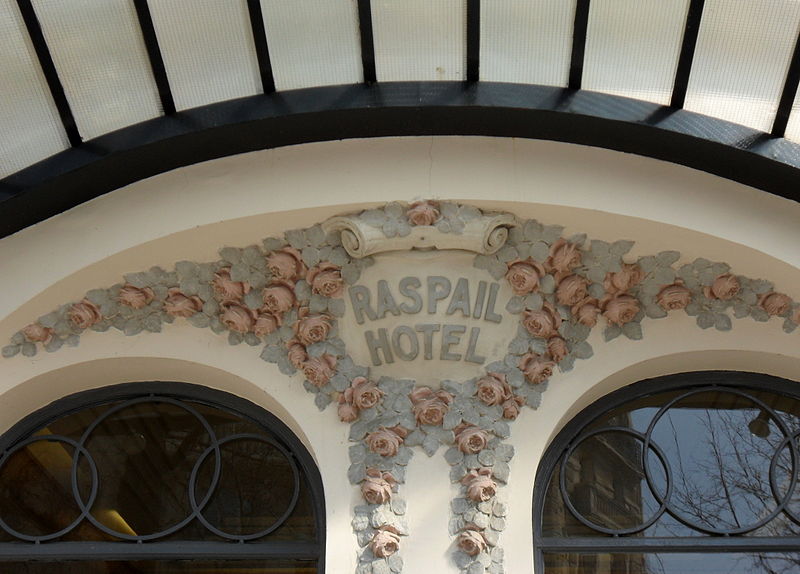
[{"x1": 0, "y1": 136, "x2": 798, "y2": 573}]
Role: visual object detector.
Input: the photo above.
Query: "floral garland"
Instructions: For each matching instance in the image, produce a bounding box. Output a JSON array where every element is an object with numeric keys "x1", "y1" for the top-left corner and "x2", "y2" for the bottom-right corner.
[{"x1": 4, "y1": 201, "x2": 799, "y2": 574}]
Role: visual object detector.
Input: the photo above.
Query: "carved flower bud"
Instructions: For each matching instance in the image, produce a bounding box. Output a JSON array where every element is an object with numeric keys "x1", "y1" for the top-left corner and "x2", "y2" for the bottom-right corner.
[
  {"x1": 759, "y1": 292, "x2": 793, "y2": 316},
  {"x1": 337, "y1": 395, "x2": 359, "y2": 423},
  {"x1": 365, "y1": 426, "x2": 407, "y2": 457},
  {"x1": 266, "y1": 247, "x2": 306, "y2": 282},
  {"x1": 286, "y1": 339, "x2": 308, "y2": 369},
  {"x1": 454, "y1": 424, "x2": 489, "y2": 454},
  {"x1": 370, "y1": 526, "x2": 401, "y2": 558},
  {"x1": 572, "y1": 296, "x2": 600, "y2": 327},
  {"x1": 301, "y1": 354, "x2": 337, "y2": 387},
  {"x1": 601, "y1": 293, "x2": 640, "y2": 326},
  {"x1": 502, "y1": 395, "x2": 525, "y2": 420},
  {"x1": 457, "y1": 527, "x2": 488, "y2": 556},
  {"x1": 505, "y1": 259, "x2": 546, "y2": 296},
  {"x1": 294, "y1": 308, "x2": 333, "y2": 346},
  {"x1": 657, "y1": 282, "x2": 692, "y2": 311},
  {"x1": 519, "y1": 353, "x2": 556, "y2": 384},
  {"x1": 475, "y1": 372, "x2": 511, "y2": 406},
  {"x1": 792, "y1": 306, "x2": 800, "y2": 325},
  {"x1": 220, "y1": 301, "x2": 256, "y2": 333},
  {"x1": 306, "y1": 261, "x2": 344, "y2": 298},
  {"x1": 261, "y1": 281, "x2": 296, "y2": 314},
  {"x1": 556, "y1": 274, "x2": 589, "y2": 307},
  {"x1": 410, "y1": 387, "x2": 453, "y2": 426},
  {"x1": 461, "y1": 468, "x2": 497, "y2": 502},
  {"x1": 521, "y1": 301, "x2": 561, "y2": 339},
  {"x1": 361, "y1": 468, "x2": 397, "y2": 505},
  {"x1": 253, "y1": 312, "x2": 281, "y2": 337},
  {"x1": 547, "y1": 337, "x2": 569, "y2": 363},
  {"x1": 213, "y1": 268, "x2": 249, "y2": 301},
  {"x1": 705, "y1": 273, "x2": 740, "y2": 300},
  {"x1": 118, "y1": 284, "x2": 155, "y2": 309},
  {"x1": 547, "y1": 238, "x2": 583, "y2": 275},
  {"x1": 604, "y1": 263, "x2": 644, "y2": 294},
  {"x1": 350, "y1": 377, "x2": 384, "y2": 410},
  {"x1": 22, "y1": 323, "x2": 53, "y2": 344},
  {"x1": 406, "y1": 200, "x2": 440, "y2": 226},
  {"x1": 164, "y1": 288, "x2": 204, "y2": 318},
  {"x1": 67, "y1": 299, "x2": 103, "y2": 330}
]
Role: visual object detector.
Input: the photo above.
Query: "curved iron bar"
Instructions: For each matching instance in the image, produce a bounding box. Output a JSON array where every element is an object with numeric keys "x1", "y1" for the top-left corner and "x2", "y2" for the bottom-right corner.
[
  {"x1": 0, "y1": 435, "x2": 98, "y2": 542},
  {"x1": 559, "y1": 426, "x2": 673, "y2": 536},
  {"x1": 188, "y1": 433, "x2": 301, "y2": 541}
]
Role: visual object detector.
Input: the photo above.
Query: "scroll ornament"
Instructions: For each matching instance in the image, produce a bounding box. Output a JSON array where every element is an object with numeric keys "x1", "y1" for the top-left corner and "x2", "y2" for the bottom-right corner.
[{"x1": 4, "y1": 200, "x2": 799, "y2": 574}]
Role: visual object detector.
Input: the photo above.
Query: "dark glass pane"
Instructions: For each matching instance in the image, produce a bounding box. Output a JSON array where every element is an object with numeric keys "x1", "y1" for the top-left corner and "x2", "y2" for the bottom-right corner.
[
  {"x1": 0, "y1": 396, "x2": 317, "y2": 544},
  {"x1": 543, "y1": 552, "x2": 800, "y2": 574},
  {"x1": 541, "y1": 386, "x2": 800, "y2": 539},
  {"x1": 0, "y1": 560, "x2": 317, "y2": 573}
]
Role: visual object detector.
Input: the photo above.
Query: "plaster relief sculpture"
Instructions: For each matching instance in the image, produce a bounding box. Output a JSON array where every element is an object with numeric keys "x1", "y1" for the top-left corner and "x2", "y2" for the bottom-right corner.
[{"x1": 5, "y1": 200, "x2": 800, "y2": 574}]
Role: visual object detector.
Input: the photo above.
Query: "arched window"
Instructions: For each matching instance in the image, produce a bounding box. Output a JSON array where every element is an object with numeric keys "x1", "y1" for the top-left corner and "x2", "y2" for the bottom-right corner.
[
  {"x1": 534, "y1": 371, "x2": 800, "y2": 574},
  {"x1": 0, "y1": 382, "x2": 324, "y2": 573}
]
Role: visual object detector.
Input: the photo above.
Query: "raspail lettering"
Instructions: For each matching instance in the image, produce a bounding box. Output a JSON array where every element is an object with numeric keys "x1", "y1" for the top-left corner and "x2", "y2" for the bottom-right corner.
[{"x1": 348, "y1": 275, "x2": 505, "y2": 367}]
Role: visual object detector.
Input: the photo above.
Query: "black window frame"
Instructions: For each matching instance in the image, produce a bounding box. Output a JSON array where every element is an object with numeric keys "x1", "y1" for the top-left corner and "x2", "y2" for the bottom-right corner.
[
  {"x1": 0, "y1": 380, "x2": 325, "y2": 567},
  {"x1": 532, "y1": 370, "x2": 800, "y2": 572}
]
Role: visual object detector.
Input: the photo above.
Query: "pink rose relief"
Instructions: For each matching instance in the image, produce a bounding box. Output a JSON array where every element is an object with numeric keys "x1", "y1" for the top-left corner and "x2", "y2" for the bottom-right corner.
[
  {"x1": 519, "y1": 352, "x2": 556, "y2": 384},
  {"x1": 370, "y1": 526, "x2": 401, "y2": 558},
  {"x1": 406, "y1": 200, "x2": 440, "y2": 226},
  {"x1": 505, "y1": 259, "x2": 547, "y2": 296},
  {"x1": 556, "y1": 274, "x2": 589, "y2": 307},
  {"x1": 68, "y1": 299, "x2": 103, "y2": 330},
  {"x1": 286, "y1": 339, "x2": 308, "y2": 369},
  {"x1": 409, "y1": 387, "x2": 453, "y2": 426},
  {"x1": 457, "y1": 527, "x2": 488, "y2": 556},
  {"x1": 521, "y1": 301, "x2": 562, "y2": 339},
  {"x1": 604, "y1": 263, "x2": 644, "y2": 294},
  {"x1": 164, "y1": 288, "x2": 204, "y2": 318},
  {"x1": 22, "y1": 323, "x2": 53, "y2": 344},
  {"x1": 601, "y1": 293, "x2": 640, "y2": 326},
  {"x1": 220, "y1": 301, "x2": 256, "y2": 333},
  {"x1": 294, "y1": 308, "x2": 333, "y2": 346},
  {"x1": 475, "y1": 372, "x2": 511, "y2": 407},
  {"x1": 261, "y1": 281, "x2": 296, "y2": 315},
  {"x1": 705, "y1": 273, "x2": 740, "y2": 300},
  {"x1": 212, "y1": 268, "x2": 249, "y2": 301},
  {"x1": 361, "y1": 468, "x2": 397, "y2": 504},
  {"x1": 657, "y1": 282, "x2": 692, "y2": 311},
  {"x1": 366, "y1": 426, "x2": 408, "y2": 457},
  {"x1": 571, "y1": 296, "x2": 600, "y2": 327},
  {"x1": 306, "y1": 262, "x2": 344, "y2": 298},
  {"x1": 454, "y1": 423, "x2": 489, "y2": 454},
  {"x1": 461, "y1": 468, "x2": 497, "y2": 502},
  {"x1": 266, "y1": 247, "x2": 306, "y2": 282},
  {"x1": 546, "y1": 238, "x2": 583, "y2": 275},
  {"x1": 301, "y1": 354, "x2": 337, "y2": 387},
  {"x1": 118, "y1": 284, "x2": 155, "y2": 309},
  {"x1": 759, "y1": 292, "x2": 793, "y2": 316}
]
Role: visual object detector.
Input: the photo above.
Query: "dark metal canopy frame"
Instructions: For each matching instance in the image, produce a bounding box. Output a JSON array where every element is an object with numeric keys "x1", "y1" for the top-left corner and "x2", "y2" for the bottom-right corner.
[
  {"x1": 532, "y1": 371, "x2": 800, "y2": 573},
  {"x1": 3, "y1": 0, "x2": 800, "y2": 238},
  {"x1": 0, "y1": 381, "x2": 326, "y2": 566}
]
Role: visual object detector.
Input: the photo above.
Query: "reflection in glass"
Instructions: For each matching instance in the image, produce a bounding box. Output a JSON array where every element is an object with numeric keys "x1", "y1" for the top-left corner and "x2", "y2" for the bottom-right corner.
[
  {"x1": 1, "y1": 560, "x2": 317, "y2": 573},
  {"x1": 541, "y1": 384, "x2": 800, "y2": 573}
]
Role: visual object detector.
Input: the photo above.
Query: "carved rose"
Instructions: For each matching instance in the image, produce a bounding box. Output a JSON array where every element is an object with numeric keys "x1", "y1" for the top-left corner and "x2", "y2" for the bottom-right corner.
[
  {"x1": 505, "y1": 259, "x2": 546, "y2": 296},
  {"x1": 519, "y1": 353, "x2": 556, "y2": 384},
  {"x1": 705, "y1": 273, "x2": 740, "y2": 300},
  {"x1": 163, "y1": 288, "x2": 204, "y2": 317},
  {"x1": 601, "y1": 293, "x2": 640, "y2": 326},
  {"x1": 547, "y1": 337, "x2": 569, "y2": 363},
  {"x1": 760, "y1": 292, "x2": 793, "y2": 316},
  {"x1": 792, "y1": 307, "x2": 800, "y2": 325},
  {"x1": 337, "y1": 396, "x2": 359, "y2": 423},
  {"x1": 547, "y1": 238, "x2": 583, "y2": 275},
  {"x1": 261, "y1": 281, "x2": 296, "y2": 314},
  {"x1": 406, "y1": 200, "x2": 440, "y2": 226},
  {"x1": 370, "y1": 526, "x2": 401, "y2": 558},
  {"x1": 502, "y1": 394, "x2": 525, "y2": 420},
  {"x1": 266, "y1": 247, "x2": 306, "y2": 282},
  {"x1": 68, "y1": 299, "x2": 102, "y2": 330},
  {"x1": 301, "y1": 354, "x2": 337, "y2": 387},
  {"x1": 306, "y1": 262, "x2": 344, "y2": 298},
  {"x1": 286, "y1": 339, "x2": 307, "y2": 369},
  {"x1": 213, "y1": 268, "x2": 249, "y2": 301},
  {"x1": 657, "y1": 282, "x2": 692, "y2": 311},
  {"x1": 475, "y1": 372, "x2": 511, "y2": 406},
  {"x1": 410, "y1": 387, "x2": 453, "y2": 426},
  {"x1": 604, "y1": 263, "x2": 644, "y2": 294},
  {"x1": 220, "y1": 302, "x2": 256, "y2": 333},
  {"x1": 461, "y1": 468, "x2": 497, "y2": 502},
  {"x1": 361, "y1": 468, "x2": 397, "y2": 504},
  {"x1": 572, "y1": 296, "x2": 600, "y2": 327},
  {"x1": 22, "y1": 323, "x2": 52, "y2": 344},
  {"x1": 253, "y1": 312, "x2": 281, "y2": 337},
  {"x1": 347, "y1": 376, "x2": 384, "y2": 410},
  {"x1": 556, "y1": 274, "x2": 589, "y2": 306},
  {"x1": 521, "y1": 302, "x2": 562, "y2": 339},
  {"x1": 366, "y1": 426, "x2": 407, "y2": 457},
  {"x1": 457, "y1": 528, "x2": 487, "y2": 556},
  {"x1": 118, "y1": 284, "x2": 155, "y2": 309},
  {"x1": 454, "y1": 424, "x2": 489, "y2": 454},
  {"x1": 294, "y1": 308, "x2": 332, "y2": 345}
]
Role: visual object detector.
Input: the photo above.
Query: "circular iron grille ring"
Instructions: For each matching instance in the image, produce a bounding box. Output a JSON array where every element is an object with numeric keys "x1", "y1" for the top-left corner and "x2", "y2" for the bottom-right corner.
[
  {"x1": 188, "y1": 433, "x2": 301, "y2": 541},
  {"x1": 642, "y1": 386, "x2": 799, "y2": 536}
]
